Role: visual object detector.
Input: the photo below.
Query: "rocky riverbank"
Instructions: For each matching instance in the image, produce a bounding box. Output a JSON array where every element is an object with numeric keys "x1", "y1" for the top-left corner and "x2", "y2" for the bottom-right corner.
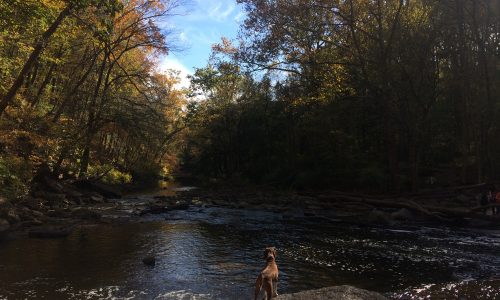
[
  {"x1": 170, "y1": 185, "x2": 500, "y2": 228},
  {"x1": 0, "y1": 169, "x2": 125, "y2": 239},
  {"x1": 2, "y1": 179, "x2": 499, "y2": 240}
]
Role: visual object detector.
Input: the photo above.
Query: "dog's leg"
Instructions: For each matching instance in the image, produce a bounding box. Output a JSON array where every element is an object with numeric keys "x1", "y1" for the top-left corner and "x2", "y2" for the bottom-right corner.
[
  {"x1": 254, "y1": 274, "x2": 263, "y2": 300},
  {"x1": 265, "y1": 278, "x2": 273, "y2": 300},
  {"x1": 272, "y1": 279, "x2": 278, "y2": 297}
]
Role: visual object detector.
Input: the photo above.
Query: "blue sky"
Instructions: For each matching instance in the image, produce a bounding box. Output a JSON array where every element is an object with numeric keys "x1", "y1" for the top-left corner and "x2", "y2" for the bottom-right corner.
[{"x1": 158, "y1": 0, "x2": 245, "y2": 87}]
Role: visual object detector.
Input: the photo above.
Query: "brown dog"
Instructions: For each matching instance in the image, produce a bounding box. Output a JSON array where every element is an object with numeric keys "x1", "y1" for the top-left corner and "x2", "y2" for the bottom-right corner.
[{"x1": 254, "y1": 247, "x2": 279, "y2": 300}]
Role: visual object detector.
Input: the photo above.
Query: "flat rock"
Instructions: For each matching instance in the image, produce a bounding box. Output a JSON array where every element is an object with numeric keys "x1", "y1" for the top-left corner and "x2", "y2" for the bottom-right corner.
[{"x1": 276, "y1": 285, "x2": 387, "y2": 300}]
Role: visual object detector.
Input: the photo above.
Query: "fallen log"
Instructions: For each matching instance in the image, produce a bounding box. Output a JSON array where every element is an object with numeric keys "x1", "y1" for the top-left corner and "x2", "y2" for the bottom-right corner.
[
  {"x1": 360, "y1": 198, "x2": 446, "y2": 222},
  {"x1": 317, "y1": 194, "x2": 500, "y2": 223}
]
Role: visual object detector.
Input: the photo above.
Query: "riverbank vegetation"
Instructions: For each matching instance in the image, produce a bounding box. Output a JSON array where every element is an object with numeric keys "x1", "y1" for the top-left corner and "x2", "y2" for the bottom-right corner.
[
  {"x1": 3, "y1": 0, "x2": 500, "y2": 204},
  {"x1": 0, "y1": 0, "x2": 185, "y2": 200},
  {"x1": 184, "y1": 0, "x2": 500, "y2": 192}
]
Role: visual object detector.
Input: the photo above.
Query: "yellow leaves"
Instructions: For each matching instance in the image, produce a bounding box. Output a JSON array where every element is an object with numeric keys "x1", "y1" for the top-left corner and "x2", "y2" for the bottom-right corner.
[
  {"x1": 39, "y1": 0, "x2": 66, "y2": 10},
  {"x1": 212, "y1": 37, "x2": 238, "y2": 55}
]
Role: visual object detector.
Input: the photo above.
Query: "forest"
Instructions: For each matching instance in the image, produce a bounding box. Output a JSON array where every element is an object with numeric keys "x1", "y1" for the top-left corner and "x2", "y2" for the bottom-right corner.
[
  {"x1": 3, "y1": 1, "x2": 500, "y2": 299},
  {"x1": 2, "y1": 0, "x2": 500, "y2": 203},
  {"x1": 186, "y1": 0, "x2": 500, "y2": 192}
]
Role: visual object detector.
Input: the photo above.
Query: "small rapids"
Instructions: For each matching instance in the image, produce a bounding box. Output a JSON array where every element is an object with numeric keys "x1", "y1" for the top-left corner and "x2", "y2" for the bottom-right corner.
[{"x1": 1, "y1": 201, "x2": 500, "y2": 299}]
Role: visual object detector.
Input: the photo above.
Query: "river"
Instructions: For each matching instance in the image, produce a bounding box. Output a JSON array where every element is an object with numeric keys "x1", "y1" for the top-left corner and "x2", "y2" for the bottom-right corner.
[{"x1": 1, "y1": 194, "x2": 500, "y2": 299}]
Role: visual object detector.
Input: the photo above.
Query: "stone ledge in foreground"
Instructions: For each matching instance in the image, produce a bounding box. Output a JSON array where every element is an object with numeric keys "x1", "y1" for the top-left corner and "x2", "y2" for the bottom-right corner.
[{"x1": 276, "y1": 285, "x2": 388, "y2": 300}]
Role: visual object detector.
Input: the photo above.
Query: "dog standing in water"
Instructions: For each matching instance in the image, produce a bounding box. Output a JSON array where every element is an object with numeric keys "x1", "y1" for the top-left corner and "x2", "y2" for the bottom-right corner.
[{"x1": 254, "y1": 247, "x2": 279, "y2": 300}]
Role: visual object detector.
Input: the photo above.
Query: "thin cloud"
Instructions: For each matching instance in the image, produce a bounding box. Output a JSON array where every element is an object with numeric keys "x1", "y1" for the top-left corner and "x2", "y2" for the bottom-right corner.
[
  {"x1": 186, "y1": 0, "x2": 237, "y2": 22},
  {"x1": 234, "y1": 11, "x2": 245, "y2": 23},
  {"x1": 208, "y1": 2, "x2": 235, "y2": 22},
  {"x1": 158, "y1": 56, "x2": 193, "y2": 89}
]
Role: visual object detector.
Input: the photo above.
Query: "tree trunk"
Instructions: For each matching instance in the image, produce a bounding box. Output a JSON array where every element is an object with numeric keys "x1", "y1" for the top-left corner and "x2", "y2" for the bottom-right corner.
[
  {"x1": 0, "y1": 4, "x2": 72, "y2": 116},
  {"x1": 31, "y1": 62, "x2": 56, "y2": 107},
  {"x1": 79, "y1": 50, "x2": 108, "y2": 177}
]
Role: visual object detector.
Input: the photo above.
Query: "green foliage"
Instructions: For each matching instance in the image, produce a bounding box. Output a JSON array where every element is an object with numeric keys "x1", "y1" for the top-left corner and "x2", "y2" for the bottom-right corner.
[
  {"x1": 185, "y1": 0, "x2": 500, "y2": 191},
  {"x1": 130, "y1": 163, "x2": 162, "y2": 185},
  {"x1": 0, "y1": 155, "x2": 31, "y2": 200},
  {"x1": 0, "y1": 0, "x2": 185, "y2": 190},
  {"x1": 87, "y1": 164, "x2": 132, "y2": 184}
]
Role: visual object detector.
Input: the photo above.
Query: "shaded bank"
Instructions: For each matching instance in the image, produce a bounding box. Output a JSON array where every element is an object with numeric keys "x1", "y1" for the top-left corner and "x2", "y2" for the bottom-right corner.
[{"x1": 3, "y1": 177, "x2": 500, "y2": 243}]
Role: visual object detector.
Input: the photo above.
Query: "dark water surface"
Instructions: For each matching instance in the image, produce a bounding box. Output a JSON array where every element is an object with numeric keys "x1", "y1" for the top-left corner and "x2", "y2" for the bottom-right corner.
[{"x1": 1, "y1": 202, "x2": 500, "y2": 299}]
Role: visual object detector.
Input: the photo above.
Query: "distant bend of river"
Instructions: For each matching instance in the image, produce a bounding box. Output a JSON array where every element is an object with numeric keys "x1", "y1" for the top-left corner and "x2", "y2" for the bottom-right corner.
[{"x1": 1, "y1": 196, "x2": 500, "y2": 299}]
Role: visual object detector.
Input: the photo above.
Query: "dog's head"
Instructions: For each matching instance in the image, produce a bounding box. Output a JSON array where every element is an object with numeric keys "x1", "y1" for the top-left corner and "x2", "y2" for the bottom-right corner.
[{"x1": 263, "y1": 247, "x2": 277, "y2": 261}]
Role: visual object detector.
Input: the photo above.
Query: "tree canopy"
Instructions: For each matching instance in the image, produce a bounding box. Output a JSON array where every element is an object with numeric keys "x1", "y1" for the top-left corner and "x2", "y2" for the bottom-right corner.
[
  {"x1": 184, "y1": 0, "x2": 500, "y2": 192},
  {"x1": 0, "y1": 0, "x2": 186, "y2": 198},
  {"x1": 3, "y1": 0, "x2": 500, "y2": 197}
]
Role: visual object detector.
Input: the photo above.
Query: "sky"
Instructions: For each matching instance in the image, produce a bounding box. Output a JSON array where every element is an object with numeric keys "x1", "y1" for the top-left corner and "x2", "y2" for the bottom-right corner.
[{"x1": 158, "y1": 0, "x2": 246, "y2": 88}]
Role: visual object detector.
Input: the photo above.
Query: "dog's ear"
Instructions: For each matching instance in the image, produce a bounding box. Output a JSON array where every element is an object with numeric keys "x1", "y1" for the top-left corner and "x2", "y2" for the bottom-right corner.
[{"x1": 271, "y1": 247, "x2": 277, "y2": 258}]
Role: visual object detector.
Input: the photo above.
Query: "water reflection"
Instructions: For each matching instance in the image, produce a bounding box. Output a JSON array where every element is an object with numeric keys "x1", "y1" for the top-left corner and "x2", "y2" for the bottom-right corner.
[{"x1": 0, "y1": 206, "x2": 500, "y2": 299}]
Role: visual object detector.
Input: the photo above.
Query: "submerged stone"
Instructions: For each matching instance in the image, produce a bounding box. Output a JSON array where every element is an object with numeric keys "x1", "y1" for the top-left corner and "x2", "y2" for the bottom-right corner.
[{"x1": 142, "y1": 256, "x2": 156, "y2": 266}]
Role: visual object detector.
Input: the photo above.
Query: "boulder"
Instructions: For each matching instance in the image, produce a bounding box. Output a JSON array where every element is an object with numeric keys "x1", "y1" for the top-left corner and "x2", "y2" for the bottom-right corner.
[
  {"x1": 71, "y1": 208, "x2": 102, "y2": 220},
  {"x1": 73, "y1": 180, "x2": 122, "y2": 198},
  {"x1": 276, "y1": 285, "x2": 387, "y2": 300},
  {"x1": 21, "y1": 197, "x2": 46, "y2": 211},
  {"x1": 391, "y1": 208, "x2": 414, "y2": 221},
  {"x1": 62, "y1": 186, "x2": 84, "y2": 198},
  {"x1": 89, "y1": 193, "x2": 105, "y2": 204},
  {"x1": 46, "y1": 209, "x2": 70, "y2": 218},
  {"x1": 18, "y1": 207, "x2": 36, "y2": 222},
  {"x1": 366, "y1": 209, "x2": 393, "y2": 226},
  {"x1": 169, "y1": 201, "x2": 190, "y2": 211},
  {"x1": 25, "y1": 219, "x2": 44, "y2": 226},
  {"x1": 31, "y1": 210, "x2": 45, "y2": 218},
  {"x1": 46, "y1": 193, "x2": 68, "y2": 208},
  {"x1": 5, "y1": 208, "x2": 21, "y2": 224},
  {"x1": 0, "y1": 218, "x2": 10, "y2": 233},
  {"x1": 283, "y1": 208, "x2": 305, "y2": 220},
  {"x1": 138, "y1": 205, "x2": 168, "y2": 215},
  {"x1": 34, "y1": 174, "x2": 65, "y2": 193}
]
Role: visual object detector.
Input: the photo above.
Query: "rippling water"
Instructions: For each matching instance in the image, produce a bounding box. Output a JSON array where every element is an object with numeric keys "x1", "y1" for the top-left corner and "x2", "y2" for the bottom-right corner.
[{"x1": 1, "y1": 203, "x2": 500, "y2": 299}]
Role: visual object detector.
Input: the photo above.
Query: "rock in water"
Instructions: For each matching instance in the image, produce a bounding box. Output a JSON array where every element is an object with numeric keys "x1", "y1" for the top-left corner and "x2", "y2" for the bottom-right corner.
[
  {"x1": 142, "y1": 256, "x2": 156, "y2": 266},
  {"x1": 276, "y1": 285, "x2": 387, "y2": 300},
  {"x1": 71, "y1": 208, "x2": 101, "y2": 220},
  {"x1": 391, "y1": 208, "x2": 414, "y2": 221},
  {"x1": 366, "y1": 209, "x2": 393, "y2": 226},
  {"x1": 0, "y1": 218, "x2": 10, "y2": 233}
]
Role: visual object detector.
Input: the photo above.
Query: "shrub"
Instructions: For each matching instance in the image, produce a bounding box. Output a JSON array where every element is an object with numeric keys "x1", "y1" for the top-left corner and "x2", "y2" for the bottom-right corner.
[
  {"x1": 87, "y1": 164, "x2": 132, "y2": 184},
  {"x1": 0, "y1": 155, "x2": 32, "y2": 200}
]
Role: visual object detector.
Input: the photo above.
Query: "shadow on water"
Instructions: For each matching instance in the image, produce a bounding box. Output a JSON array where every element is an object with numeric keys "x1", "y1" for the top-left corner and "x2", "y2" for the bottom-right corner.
[{"x1": 1, "y1": 204, "x2": 500, "y2": 299}]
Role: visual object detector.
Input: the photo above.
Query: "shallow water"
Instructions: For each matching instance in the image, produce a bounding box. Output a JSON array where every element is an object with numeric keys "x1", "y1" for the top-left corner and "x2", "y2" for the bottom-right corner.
[{"x1": 1, "y1": 203, "x2": 500, "y2": 299}]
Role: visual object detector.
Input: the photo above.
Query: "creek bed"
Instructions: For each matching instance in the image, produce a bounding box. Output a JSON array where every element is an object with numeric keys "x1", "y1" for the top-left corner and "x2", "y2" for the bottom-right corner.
[{"x1": 1, "y1": 203, "x2": 500, "y2": 299}]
